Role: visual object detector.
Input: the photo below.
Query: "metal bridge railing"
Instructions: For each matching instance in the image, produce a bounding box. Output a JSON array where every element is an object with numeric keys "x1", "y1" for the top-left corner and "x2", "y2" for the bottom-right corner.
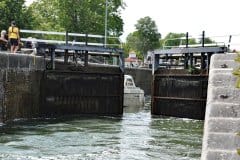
[
  {"x1": 162, "y1": 32, "x2": 240, "y2": 51},
  {"x1": 20, "y1": 29, "x2": 121, "y2": 47},
  {"x1": 18, "y1": 29, "x2": 124, "y2": 71}
]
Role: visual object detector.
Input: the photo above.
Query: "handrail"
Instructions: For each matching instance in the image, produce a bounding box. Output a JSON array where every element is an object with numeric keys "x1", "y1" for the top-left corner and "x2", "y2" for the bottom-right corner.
[
  {"x1": 20, "y1": 29, "x2": 121, "y2": 47},
  {"x1": 20, "y1": 38, "x2": 103, "y2": 46},
  {"x1": 21, "y1": 29, "x2": 104, "y2": 38}
]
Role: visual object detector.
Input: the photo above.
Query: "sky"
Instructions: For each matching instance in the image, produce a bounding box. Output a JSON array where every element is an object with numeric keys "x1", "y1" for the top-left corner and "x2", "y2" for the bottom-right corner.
[
  {"x1": 26, "y1": 0, "x2": 240, "y2": 49},
  {"x1": 120, "y1": 0, "x2": 240, "y2": 49}
]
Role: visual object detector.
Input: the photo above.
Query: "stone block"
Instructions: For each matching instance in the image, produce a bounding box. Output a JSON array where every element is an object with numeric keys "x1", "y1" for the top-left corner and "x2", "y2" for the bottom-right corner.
[
  {"x1": 207, "y1": 87, "x2": 240, "y2": 104},
  {"x1": 208, "y1": 73, "x2": 237, "y2": 87},
  {"x1": 206, "y1": 151, "x2": 240, "y2": 160},
  {"x1": 0, "y1": 53, "x2": 8, "y2": 68},
  {"x1": 0, "y1": 71, "x2": 4, "y2": 82},
  {"x1": 8, "y1": 54, "x2": 20, "y2": 68},
  {"x1": 0, "y1": 53, "x2": 45, "y2": 71},
  {"x1": 211, "y1": 53, "x2": 237, "y2": 61},
  {"x1": 18, "y1": 54, "x2": 31, "y2": 68},
  {"x1": 208, "y1": 103, "x2": 240, "y2": 118},
  {"x1": 209, "y1": 69, "x2": 234, "y2": 75},
  {"x1": 32, "y1": 56, "x2": 45, "y2": 71},
  {"x1": 207, "y1": 118, "x2": 240, "y2": 132},
  {"x1": 206, "y1": 133, "x2": 240, "y2": 150},
  {"x1": 210, "y1": 60, "x2": 239, "y2": 70}
]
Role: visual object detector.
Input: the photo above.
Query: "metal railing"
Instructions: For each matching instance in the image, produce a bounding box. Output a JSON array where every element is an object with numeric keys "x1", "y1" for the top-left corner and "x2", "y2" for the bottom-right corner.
[
  {"x1": 20, "y1": 29, "x2": 121, "y2": 47},
  {"x1": 161, "y1": 31, "x2": 236, "y2": 50},
  {"x1": 17, "y1": 29, "x2": 124, "y2": 71}
]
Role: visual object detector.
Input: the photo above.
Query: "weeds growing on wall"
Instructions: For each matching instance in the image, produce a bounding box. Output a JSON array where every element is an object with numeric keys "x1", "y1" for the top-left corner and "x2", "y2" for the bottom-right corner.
[
  {"x1": 237, "y1": 148, "x2": 240, "y2": 156},
  {"x1": 233, "y1": 53, "x2": 240, "y2": 88},
  {"x1": 188, "y1": 66, "x2": 200, "y2": 74}
]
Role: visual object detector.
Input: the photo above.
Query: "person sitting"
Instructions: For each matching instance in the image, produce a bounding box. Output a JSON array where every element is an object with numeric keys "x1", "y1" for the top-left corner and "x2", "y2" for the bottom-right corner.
[{"x1": 0, "y1": 30, "x2": 8, "y2": 51}]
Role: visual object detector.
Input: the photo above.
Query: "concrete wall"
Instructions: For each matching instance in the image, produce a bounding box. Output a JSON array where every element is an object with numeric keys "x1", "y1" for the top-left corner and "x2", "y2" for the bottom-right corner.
[
  {"x1": 0, "y1": 52, "x2": 45, "y2": 122},
  {"x1": 201, "y1": 53, "x2": 240, "y2": 160},
  {"x1": 125, "y1": 68, "x2": 152, "y2": 95}
]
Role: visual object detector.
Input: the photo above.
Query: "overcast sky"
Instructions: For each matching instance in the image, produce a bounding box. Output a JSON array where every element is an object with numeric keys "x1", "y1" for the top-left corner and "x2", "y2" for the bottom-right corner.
[
  {"x1": 121, "y1": 0, "x2": 240, "y2": 48},
  {"x1": 26, "y1": 0, "x2": 240, "y2": 49}
]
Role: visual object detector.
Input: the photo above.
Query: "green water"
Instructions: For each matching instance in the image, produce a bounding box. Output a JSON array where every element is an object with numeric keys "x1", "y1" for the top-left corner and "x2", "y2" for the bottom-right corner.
[{"x1": 0, "y1": 99, "x2": 203, "y2": 160}]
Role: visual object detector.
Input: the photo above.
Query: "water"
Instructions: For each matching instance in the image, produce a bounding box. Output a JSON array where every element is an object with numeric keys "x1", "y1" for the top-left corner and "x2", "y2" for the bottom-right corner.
[{"x1": 0, "y1": 98, "x2": 203, "y2": 160}]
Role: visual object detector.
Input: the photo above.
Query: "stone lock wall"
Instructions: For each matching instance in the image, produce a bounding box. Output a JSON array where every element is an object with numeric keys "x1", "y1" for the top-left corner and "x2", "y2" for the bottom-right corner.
[
  {"x1": 201, "y1": 53, "x2": 240, "y2": 160},
  {"x1": 0, "y1": 52, "x2": 45, "y2": 122}
]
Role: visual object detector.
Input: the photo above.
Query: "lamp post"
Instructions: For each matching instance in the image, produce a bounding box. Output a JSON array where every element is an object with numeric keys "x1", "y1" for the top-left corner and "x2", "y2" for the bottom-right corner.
[{"x1": 104, "y1": 0, "x2": 108, "y2": 47}]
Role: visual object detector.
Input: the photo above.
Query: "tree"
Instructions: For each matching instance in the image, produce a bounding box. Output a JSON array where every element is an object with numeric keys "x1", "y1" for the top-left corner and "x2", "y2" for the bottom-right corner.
[
  {"x1": 126, "y1": 16, "x2": 161, "y2": 58},
  {"x1": 199, "y1": 37, "x2": 215, "y2": 45},
  {"x1": 0, "y1": 0, "x2": 33, "y2": 31},
  {"x1": 162, "y1": 32, "x2": 197, "y2": 49},
  {"x1": 122, "y1": 42, "x2": 131, "y2": 58},
  {"x1": 28, "y1": 0, "x2": 124, "y2": 44},
  {"x1": 27, "y1": 0, "x2": 64, "y2": 36},
  {"x1": 29, "y1": 0, "x2": 124, "y2": 34},
  {"x1": 126, "y1": 32, "x2": 141, "y2": 54}
]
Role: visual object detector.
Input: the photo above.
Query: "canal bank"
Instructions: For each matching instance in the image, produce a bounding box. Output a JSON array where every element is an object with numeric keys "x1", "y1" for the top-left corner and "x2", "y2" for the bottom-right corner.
[{"x1": 201, "y1": 53, "x2": 240, "y2": 160}]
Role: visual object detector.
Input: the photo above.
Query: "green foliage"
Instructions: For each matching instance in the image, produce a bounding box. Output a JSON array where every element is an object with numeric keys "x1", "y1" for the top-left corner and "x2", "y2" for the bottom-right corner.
[
  {"x1": 122, "y1": 43, "x2": 131, "y2": 58},
  {"x1": 126, "y1": 32, "x2": 141, "y2": 53},
  {"x1": 235, "y1": 53, "x2": 240, "y2": 62},
  {"x1": 199, "y1": 37, "x2": 215, "y2": 44},
  {"x1": 0, "y1": 0, "x2": 33, "y2": 31},
  {"x1": 28, "y1": 0, "x2": 63, "y2": 31},
  {"x1": 28, "y1": 0, "x2": 124, "y2": 43},
  {"x1": 126, "y1": 16, "x2": 161, "y2": 57},
  {"x1": 163, "y1": 32, "x2": 185, "y2": 48},
  {"x1": 188, "y1": 66, "x2": 200, "y2": 74},
  {"x1": 233, "y1": 53, "x2": 240, "y2": 88},
  {"x1": 237, "y1": 149, "x2": 240, "y2": 156},
  {"x1": 136, "y1": 51, "x2": 144, "y2": 60},
  {"x1": 237, "y1": 132, "x2": 240, "y2": 136},
  {"x1": 0, "y1": 0, "x2": 124, "y2": 42},
  {"x1": 162, "y1": 32, "x2": 197, "y2": 49}
]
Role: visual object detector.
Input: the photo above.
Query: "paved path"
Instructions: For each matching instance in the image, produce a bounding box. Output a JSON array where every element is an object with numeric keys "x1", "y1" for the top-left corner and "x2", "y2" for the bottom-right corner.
[{"x1": 201, "y1": 53, "x2": 240, "y2": 160}]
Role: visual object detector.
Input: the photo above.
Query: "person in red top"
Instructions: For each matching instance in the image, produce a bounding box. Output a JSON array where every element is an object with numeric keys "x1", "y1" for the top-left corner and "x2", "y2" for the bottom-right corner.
[{"x1": 8, "y1": 21, "x2": 20, "y2": 53}]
